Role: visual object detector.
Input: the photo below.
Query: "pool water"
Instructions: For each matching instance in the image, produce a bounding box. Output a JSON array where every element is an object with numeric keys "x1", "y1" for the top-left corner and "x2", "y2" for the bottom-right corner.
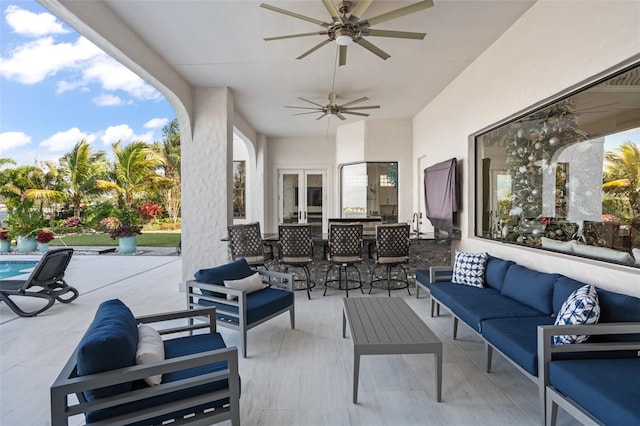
[{"x1": 0, "y1": 261, "x2": 38, "y2": 279}]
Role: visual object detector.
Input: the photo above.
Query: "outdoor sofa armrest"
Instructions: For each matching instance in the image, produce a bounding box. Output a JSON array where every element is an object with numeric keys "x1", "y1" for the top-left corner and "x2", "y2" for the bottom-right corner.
[
  {"x1": 537, "y1": 322, "x2": 640, "y2": 389},
  {"x1": 51, "y1": 307, "x2": 240, "y2": 426},
  {"x1": 136, "y1": 307, "x2": 218, "y2": 335}
]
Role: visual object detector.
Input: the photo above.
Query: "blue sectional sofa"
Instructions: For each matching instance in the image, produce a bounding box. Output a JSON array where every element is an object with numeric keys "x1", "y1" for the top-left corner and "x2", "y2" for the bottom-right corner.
[
  {"x1": 416, "y1": 256, "x2": 640, "y2": 424},
  {"x1": 50, "y1": 299, "x2": 240, "y2": 425}
]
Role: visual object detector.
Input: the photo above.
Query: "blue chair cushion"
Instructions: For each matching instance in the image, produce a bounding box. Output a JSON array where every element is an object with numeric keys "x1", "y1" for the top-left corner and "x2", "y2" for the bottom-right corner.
[
  {"x1": 86, "y1": 333, "x2": 233, "y2": 424},
  {"x1": 77, "y1": 299, "x2": 138, "y2": 400},
  {"x1": 502, "y1": 265, "x2": 559, "y2": 315},
  {"x1": 484, "y1": 256, "x2": 514, "y2": 291},
  {"x1": 482, "y1": 316, "x2": 556, "y2": 376},
  {"x1": 194, "y1": 259, "x2": 254, "y2": 297},
  {"x1": 199, "y1": 287, "x2": 293, "y2": 325},
  {"x1": 415, "y1": 269, "x2": 430, "y2": 286},
  {"x1": 549, "y1": 358, "x2": 640, "y2": 426}
]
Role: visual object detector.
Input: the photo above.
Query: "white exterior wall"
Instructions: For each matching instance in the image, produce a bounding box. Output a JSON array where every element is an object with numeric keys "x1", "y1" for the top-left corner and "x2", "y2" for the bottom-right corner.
[{"x1": 412, "y1": 0, "x2": 640, "y2": 296}]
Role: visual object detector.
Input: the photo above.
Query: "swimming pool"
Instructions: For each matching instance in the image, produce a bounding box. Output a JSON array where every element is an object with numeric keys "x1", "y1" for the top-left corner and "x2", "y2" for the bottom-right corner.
[{"x1": 0, "y1": 261, "x2": 38, "y2": 279}]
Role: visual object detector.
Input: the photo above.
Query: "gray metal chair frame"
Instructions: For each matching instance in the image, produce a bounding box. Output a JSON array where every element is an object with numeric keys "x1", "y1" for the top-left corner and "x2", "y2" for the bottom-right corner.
[
  {"x1": 369, "y1": 223, "x2": 411, "y2": 296},
  {"x1": 50, "y1": 307, "x2": 240, "y2": 426},
  {"x1": 0, "y1": 248, "x2": 78, "y2": 317},
  {"x1": 278, "y1": 223, "x2": 315, "y2": 299},
  {"x1": 227, "y1": 222, "x2": 272, "y2": 269},
  {"x1": 323, "y1": 223, "x2": 364, "y2": 297}
]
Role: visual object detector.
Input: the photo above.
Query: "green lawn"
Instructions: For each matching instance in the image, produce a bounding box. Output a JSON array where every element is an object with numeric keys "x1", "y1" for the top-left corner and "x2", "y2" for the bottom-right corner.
[{"x1": 50, "y1": 232, "x2": 181, "y2": 247}]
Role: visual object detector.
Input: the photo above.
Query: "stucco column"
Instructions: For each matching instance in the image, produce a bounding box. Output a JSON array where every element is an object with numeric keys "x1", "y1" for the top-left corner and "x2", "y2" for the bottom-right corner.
[{"x1": 181, "y1": 87, "x2": 233, "y2": 285}]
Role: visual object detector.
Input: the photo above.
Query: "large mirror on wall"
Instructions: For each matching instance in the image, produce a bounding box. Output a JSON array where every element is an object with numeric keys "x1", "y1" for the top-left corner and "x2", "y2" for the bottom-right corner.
[
  {"x1": 340, "y1": 162, "x2": 398, "y2": 223},
  {"x1": 475, "y1": 61, "x2": 640, "y2": 267}
]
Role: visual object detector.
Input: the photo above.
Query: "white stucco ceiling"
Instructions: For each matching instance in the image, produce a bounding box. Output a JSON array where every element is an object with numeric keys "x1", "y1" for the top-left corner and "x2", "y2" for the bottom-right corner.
[{"x1": 49, "y1": 0, "x2": 537, "y2": 139}]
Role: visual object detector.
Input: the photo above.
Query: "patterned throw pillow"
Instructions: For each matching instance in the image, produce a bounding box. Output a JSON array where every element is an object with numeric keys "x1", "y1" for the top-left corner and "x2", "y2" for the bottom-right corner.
[
  {"x1": 451, "y1": 251, "x2": 488, "y2": 288},
  {"x1": 553, "y1": 284, "x2": 600, "y2": 345}
]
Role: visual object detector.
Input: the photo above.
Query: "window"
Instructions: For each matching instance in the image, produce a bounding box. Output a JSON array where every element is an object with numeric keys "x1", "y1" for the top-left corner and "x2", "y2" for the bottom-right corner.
[
  {"x1": 340, "y1": 162, "x2": 398, "y2": 223},
  {"x1": 232, "y1": 161, "x2": 246, "y2": 219},
  {"x1": 475, "y1": 61, "x2": 640, "y2": 267}
]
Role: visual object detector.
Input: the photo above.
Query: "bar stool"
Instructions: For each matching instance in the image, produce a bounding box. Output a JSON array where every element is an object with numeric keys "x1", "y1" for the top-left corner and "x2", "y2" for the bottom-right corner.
[
  {"x1": 278, "y1": 223, "x2": 315, "y2": 299},
  {"x1": 323, "y1": 223, "x2": 364, "y2": 297},
  {"x1": 227, "y1": 222, "x2": 272, "y2": 269},
  {"x1": 369, "y1": 223, "x2": 411, "y2": 296}
]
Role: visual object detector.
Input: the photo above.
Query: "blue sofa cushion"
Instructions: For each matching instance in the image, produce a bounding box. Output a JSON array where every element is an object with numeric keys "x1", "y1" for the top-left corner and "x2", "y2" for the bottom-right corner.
[
  {"x1": 194, "y1": 259, "x2": 254, "y2": 297},
  {"x1": 77, "y1": 299, "x2": 138, "y2": 400},
  {"x1": 484, "y1": 256, "x2": 514, "y2": 291},
  {"x1": 86, "y1": 333, "x2": 233, "y2": 424},
  {"x1": 593, "y1": 288, "x2": 640, "y2": 342},
  {"x1": 452, "y1": 251, "x2": 487, "y2": 287},
  {"x1": 199, "y1": 287, "x2": 293, "y2": 325},
  {"x1": 482, "y1": 316, "x2": 556, "y2": 376},
  {"x1": 552, "y1": 276, "x2": 584, "y2": 315},
  {"x1": 549, "y1": 358, "x2": 640, "y2": 426},
  {"x1": 415, "y1": 269, "x2": 431, "y2": 286},
  {"x1": 502, "y1": 265, "x2": 559, "y2": 315},
  {"x1": 553, "y1": 285, "x2": 600, "y2": 345}
]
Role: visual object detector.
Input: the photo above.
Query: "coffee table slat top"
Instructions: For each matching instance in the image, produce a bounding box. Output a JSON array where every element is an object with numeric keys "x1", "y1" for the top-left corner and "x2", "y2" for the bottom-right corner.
[{"x1": 344, "y1": 297, "x2": 440, "y2": 348}]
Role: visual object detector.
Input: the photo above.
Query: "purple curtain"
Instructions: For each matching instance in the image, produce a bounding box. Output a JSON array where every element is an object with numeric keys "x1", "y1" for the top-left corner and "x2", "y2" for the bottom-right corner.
[{"x1": 424, "y1": 158, "x2": 459, "y2": 232}]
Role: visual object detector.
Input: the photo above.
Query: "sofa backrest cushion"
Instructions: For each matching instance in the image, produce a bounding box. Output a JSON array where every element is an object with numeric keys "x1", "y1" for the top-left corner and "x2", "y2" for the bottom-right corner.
[
  {"x1": 552, "y1": 276, "x2": 585, "y2": 315},
  {"x1": 194, "y1": 258, "x2": 254, "y2": 297},
  {"x1": 77, "y1": 299, "x2": 138, "y2": 400},
  {"x1": 597, "y1": 288, "x2": 640, "y2": 323},
  {"x1": 502, "y1": 265, "x2": 559, "y2": 315},
  {"x1": 484, "y1": 256, "x2": 514, "y2": 291}
]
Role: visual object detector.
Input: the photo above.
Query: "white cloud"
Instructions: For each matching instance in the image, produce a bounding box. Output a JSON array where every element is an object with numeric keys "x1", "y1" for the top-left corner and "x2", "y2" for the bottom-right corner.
[
  {"x1": 4, "y1": 5, "x2": 69, "y2": 37},
  {"x1": 82, "y1": 55, "x2": 160, "y2": 101},
  {"x1": 0, "y1": 131, "x2": 31, "y2": 154},
  {"x1": 144, "y1": 118, "x2": 169, "y2": 129},
  {"x1": 93, "y1": 94, "x2": 123, "y2": 106},
  {"x1": 100, "y1": 125, "x2": 154, "y2": 146},
  {"x1": 40, "y1": 128, "x2": 97, "y2": 152}
]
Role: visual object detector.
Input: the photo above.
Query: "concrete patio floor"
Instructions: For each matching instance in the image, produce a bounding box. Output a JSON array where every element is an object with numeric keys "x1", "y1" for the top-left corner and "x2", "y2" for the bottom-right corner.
[{"x1": 0, "y1": 252, "x2": 580, "y2": 426}]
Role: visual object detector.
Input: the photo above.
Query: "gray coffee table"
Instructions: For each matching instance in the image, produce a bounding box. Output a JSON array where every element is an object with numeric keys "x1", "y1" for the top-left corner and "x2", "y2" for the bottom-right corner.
[{"x1": 342, "y1": 297, "x2": 442, "y2": 403}]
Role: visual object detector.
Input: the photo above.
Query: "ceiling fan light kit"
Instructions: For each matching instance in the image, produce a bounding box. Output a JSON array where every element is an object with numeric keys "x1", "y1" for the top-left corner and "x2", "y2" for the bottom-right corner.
[{"x1": 262, "y1": 0, "x2": 434, "y2": 121}]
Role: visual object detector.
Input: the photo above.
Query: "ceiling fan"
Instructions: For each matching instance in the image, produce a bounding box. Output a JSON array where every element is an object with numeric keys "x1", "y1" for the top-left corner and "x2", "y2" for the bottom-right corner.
[
  {"x1": 286, "y1": 93, "x2": 380, "y2": 120},
  {"x1": 261, "y1": 0, "x2": 433, "y2": 66}
]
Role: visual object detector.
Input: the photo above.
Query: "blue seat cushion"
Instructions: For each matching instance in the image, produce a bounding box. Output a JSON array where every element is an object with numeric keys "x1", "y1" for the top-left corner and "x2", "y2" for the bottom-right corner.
[
  {"x1": 194, "y1": 259, "x2": 254, "y2": 297},
  {"x1": 593, "y1": 288, "x2": 640, "y2": 342},
  {"x1": 198, "y1": 287, "x2": 293, "y2": 325},
  {"x1": 484, "y1": 256, "x2": 514, "y2": 291},
  {"x1": 77, "y1": 299, "x2": 138, "y2": 400},
  {"x1": 502, "y1": 265, "x2": 559, "y2": 315},
  {"x1": 86, "y1": 333, "x2": 233, "y2": 424},
  {"x1": 549, "y1": 358, "x2": 640, "y2": 425},
  {"x1": 415, "y1": 269, "x2": 430, "y2": 286},
  {"x1": 482, "y1": 316, "x2": 555, "y2": 376}
]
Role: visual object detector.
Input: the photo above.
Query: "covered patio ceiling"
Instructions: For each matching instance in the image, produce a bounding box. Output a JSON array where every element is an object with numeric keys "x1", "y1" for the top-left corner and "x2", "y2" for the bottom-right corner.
[{"x1": 42, "y1": 0, "x2": 536, "y2": 139}]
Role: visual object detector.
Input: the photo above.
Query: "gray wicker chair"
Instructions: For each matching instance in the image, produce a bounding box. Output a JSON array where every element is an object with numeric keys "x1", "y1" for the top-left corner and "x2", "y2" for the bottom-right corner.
[
  {"x1": 278, "y1": 223, "x2": 315, "y2": 299},
  {"x1": 227, "y1": 222, "x2": 272, "y2": 269},
  {"x1": 369, "y1": 223, "x2": 411, "y2": 296},
  {"x1": 323, "y1": 223, "x2": 364, "y2": 297}
]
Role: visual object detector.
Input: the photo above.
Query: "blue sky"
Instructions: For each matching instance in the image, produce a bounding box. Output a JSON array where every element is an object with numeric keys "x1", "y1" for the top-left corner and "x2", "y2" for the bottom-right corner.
[{"x1": 0, "y1": 1, "x2": 175, "y2": 166}]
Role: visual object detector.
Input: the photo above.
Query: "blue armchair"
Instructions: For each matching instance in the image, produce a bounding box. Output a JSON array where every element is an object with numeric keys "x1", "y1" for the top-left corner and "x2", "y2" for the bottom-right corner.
[{"x1": 187, "y1": 258, "x2": 295, "y2": 357}]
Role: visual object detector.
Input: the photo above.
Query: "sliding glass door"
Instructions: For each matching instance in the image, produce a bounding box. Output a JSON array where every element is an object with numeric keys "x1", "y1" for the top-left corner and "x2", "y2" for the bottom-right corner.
[{"x1": 279, "y1": 170, "x2": 326, "y2": 236}]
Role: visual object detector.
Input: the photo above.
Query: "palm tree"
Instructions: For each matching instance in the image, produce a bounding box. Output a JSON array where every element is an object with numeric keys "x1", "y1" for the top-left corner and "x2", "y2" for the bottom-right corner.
[
  {"x1": 603, "y1": 141, "x2": 640, "y2": 217},
  {"x1": 59, "y1": 140, "x2": 109, "y2": 218},
  {"x1": 98, "y1": 141, "x2": 169, "y2": 220},
  {"x1": 152, "y1": 119, "x2": 181, "y2": 223}
]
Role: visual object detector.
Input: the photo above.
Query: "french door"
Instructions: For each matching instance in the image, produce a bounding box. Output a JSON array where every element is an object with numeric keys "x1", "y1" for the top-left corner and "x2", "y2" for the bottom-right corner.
[{"x1": 278, "y1": 170, "x2": 326, "y2": 236}]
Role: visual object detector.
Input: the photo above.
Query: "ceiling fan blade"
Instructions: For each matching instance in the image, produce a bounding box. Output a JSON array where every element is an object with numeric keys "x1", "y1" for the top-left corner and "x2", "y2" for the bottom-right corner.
[
  {"x1": 353, "y1": 38, "x2": 390, "y2": 60},
  {"x1": 339, "y1": 45, "x2": 347, "y2": 66},
  {"x1": 342, "y1": 111, "x2": 370, "y2": 117},
  {"x1": 362, "y1": 0, "x2": 434, "y2": 27},
  {"x1": 365, "y1": 29, "x2": 426, "y2": 40},
  {"x1": 285, "y1": 106, "x2": 323, "y2": 110},
  {"x1": 321, "y1": 0, "x2": 341, "y2": 21},
  {"x1": 297, "y1": 39, "x2": 332, "y2": 60},
  {"x1": 298, "y1": 97, "x2": 326, "y2": 107},
  {"x1": 293, "y1": 111, "x2": 325, "y2": 116},
  {"x1": 264, "y1": 31, "x2": 328, "y2": 41},
  {"x1": 316, "y1": 113, "x2": 329, "y2": 120},
  {"x1": 344, "y1": 105, "x2": 380, "y2": 110},
  {"x1": 341, "y1": 97, "x2": 369, "y2": 107},
  {"x1": 348, "y1": 0, "x2": 373, "y2": 23},
  {"x1": 336, "y1": 112, "x2": 347, "y2": 120},
  {"x1": 260, "y1": 3, "x2": 330, "y2": 27}
]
